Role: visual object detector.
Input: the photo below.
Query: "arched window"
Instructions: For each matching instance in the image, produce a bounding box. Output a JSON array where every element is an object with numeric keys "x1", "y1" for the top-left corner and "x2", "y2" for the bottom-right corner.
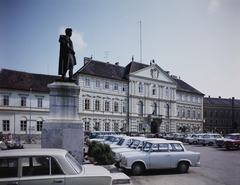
[
  {"x1": 138, "y1": 101, "x2": 143, "y2": 115},
  {"x1": 165, "y1": 104, "x2": 170, "y2": 118},
  {"x1": 151, "y1": 102, "x2": 157, "y2": 115}
]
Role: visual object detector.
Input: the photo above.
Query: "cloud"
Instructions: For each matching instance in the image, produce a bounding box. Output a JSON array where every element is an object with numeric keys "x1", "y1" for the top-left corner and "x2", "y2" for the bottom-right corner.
[
  {"x1": 207, "y1": 0, "x2": 220, "y2": 14},
  {"x1": 59, "y1": 27, "x2": 87, "y2": 51}
]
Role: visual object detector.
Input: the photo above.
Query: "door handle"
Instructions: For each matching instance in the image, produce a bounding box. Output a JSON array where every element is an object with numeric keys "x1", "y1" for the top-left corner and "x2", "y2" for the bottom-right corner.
[{"x1": 54, "y1": 179, "x2": 64, "y2": 183}]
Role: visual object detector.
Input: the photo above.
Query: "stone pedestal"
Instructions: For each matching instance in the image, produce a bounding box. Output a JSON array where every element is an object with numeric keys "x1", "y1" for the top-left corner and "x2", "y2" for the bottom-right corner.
[{"x1": 41, "y1": 81, "x2": 84, "y2": 164}]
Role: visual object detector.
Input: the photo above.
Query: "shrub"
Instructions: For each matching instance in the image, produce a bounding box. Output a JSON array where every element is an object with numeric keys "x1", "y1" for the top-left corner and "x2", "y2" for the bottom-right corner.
[{"x1": 88, "y1": 141, "x2": 115, "y2": 165}]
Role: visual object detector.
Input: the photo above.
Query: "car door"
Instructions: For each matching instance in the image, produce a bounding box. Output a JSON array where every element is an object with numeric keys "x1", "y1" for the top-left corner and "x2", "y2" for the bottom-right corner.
[
  {"x1": 19, "y1": 156, "x2": 65, "y2": 185},
  {"x1": 149, "y1": 143, "x2": 170, "y2": 169},
  {"x1": 0, "y1": 157, "x2": 19, "y2": 185}
]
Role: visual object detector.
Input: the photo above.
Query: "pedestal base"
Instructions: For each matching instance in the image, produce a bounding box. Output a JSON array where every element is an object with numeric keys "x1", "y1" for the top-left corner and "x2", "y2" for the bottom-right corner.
[{"x1": 41, "y1": 121, "x2": 84, "y2": 164}]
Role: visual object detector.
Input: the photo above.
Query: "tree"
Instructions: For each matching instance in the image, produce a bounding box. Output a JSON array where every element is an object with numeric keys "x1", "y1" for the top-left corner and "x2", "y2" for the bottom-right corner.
[
  {"x1": 142, "y1": 127, "x2": 146, "y2": 134},
  {"x1": 93, "y1": 125, "x2": 100, "y2": 131},
  {"x1": 120, "y1": 127, "x2": 124, "y2": 133}
]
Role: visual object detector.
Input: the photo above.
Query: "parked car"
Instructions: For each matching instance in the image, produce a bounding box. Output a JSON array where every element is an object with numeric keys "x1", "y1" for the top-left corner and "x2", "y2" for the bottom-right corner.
[
  {"x1": 173, "y1": 133, "x2": 185, "y2": 141},
  {"x1": 0, "y1": 148, "x2": 112, "y2": 185},
  {"x1": 184, "y1": 134, "x2": 205, "y2": 145},
  {"x1": 86, "y1": 135, "x2": 109, "y2": 145},
  {"x1": 163, "y1": 133, "x2": 174, "y2": 140},
  {"x1": 198, "y1": 134, "x2": 223, "y2": 146},
  {"x1": 110, "y1": 136, "x2": 136, "y2": 149},
  {"x1": 102, "y1": 135, "x2": 125, "y2": 145},
  {"x1": 119, "y1": 140, "x2": 201, "y2": 175},
  {"x1": 216, "y1": 133, "x2": 239, "y2": 148},
  {"x1": 224, "y1": 133, "x2": 240, "y2": 150},
  {"x1": 112, "y1": 138, "x2": 165, "y2": 167}
]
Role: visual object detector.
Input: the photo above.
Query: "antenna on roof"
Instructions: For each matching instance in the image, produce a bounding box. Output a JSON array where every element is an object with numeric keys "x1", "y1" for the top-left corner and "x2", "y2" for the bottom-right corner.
[
  {"x1": 104, "y1": 51, "x2": 111, "y2": 62},
  {"x1": 138, "y1": 20, "x2": 142, "y2": 63}
]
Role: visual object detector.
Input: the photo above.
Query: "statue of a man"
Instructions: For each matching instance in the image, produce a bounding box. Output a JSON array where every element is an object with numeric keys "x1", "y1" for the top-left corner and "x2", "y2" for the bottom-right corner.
[{"x1": 58, "y1": 28, "x2": 76, "y2": 80}]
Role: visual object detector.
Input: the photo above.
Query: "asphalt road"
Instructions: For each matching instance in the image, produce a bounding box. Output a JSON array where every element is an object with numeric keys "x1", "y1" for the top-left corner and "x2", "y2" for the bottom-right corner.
[{"x1": 125, "y1": 143, "x2": 240, "y2": 185}]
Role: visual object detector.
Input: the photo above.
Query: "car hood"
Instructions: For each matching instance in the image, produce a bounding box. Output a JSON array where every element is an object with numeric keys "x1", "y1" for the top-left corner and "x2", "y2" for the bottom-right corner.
[
  {"x1": 82, "y1": 165, "x2": 111, "y2": 176},
  {"x1": 121, "y1": 150, "x2": 147, "y2": 158},
  {"x1": 112, "y1": 147, "x2": 134, "y2": 153},
  {"x1": 224, "y1": 139, "x2": 240, "y2": 142}
]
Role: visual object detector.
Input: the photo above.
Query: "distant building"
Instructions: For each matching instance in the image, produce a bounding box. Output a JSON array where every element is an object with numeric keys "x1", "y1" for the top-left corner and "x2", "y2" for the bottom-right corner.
[
  {"x1": 203, "y1": 96, "x2": 240, "y2": 135},
  {"x1": 0, "y1": 68, "x2": 58, "y2": 138},
  {"x1": 0, "y1": 57, "x2": 205, "y2": 137}
]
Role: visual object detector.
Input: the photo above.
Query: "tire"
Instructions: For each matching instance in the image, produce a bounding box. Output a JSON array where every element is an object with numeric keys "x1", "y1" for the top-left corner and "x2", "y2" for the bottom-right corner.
[
  {"x1": 226, "y1": 146, "x2": 230, "y2": 150},
  {"x1": 208, "y1": 142, "x2": 213, "y2": 146},
  {"x1": 132, "y1": 162, "x2": 145, "y2": 175},
  {"x1": 177, "y1": 162, "x2": 189, "y2": 173},
  {"x1": 189, "y1": 143, "x2": 192, "y2": 145}
]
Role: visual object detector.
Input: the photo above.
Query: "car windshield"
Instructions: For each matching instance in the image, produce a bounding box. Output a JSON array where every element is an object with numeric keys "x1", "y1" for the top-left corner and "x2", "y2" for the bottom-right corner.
[
  {"x1": 65, "y1": 153, "x2": 82, "y2": 174},
  {"x1": 142, "y1": 142, "x2": 152, "y2": 152},
  {"x1": 129, "y1": 140, "x2": 140, "y2": 149},
  {"x1": 116, "y1": 138, "x2": 125, "y2": 146},
  {"x1": 226, "y1": 135, "x2": 240, "y2": 140}
]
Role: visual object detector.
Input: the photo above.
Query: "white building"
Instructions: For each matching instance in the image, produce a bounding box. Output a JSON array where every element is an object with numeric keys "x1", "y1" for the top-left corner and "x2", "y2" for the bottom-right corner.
[
  {"x1": 0, "y1": 58, "x2": 204, "y2": 138},
  {"x1": 75, "y1": 57, "x2": 204, "y2": 134}
]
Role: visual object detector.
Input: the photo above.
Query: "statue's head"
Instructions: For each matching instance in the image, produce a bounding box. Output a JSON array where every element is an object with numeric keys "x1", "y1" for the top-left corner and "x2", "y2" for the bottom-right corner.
[{"x1": 65, "y1": 28, "x2": 72, "y2": 37}]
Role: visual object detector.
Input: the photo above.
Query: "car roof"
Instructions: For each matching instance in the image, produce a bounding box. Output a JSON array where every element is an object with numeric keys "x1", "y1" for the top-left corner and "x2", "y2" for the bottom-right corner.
[
  {"x1": 145, "y1": 140, "x2": 182, "y2": 144},
  {"x1": 0, "y1": 148, "x2": 67, "y2": 157}
]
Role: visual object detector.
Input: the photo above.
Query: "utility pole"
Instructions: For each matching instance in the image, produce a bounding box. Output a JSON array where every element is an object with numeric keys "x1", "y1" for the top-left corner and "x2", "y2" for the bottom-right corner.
[{"x1": 104, "y1": 51, "x2": 111, "y2": 62}]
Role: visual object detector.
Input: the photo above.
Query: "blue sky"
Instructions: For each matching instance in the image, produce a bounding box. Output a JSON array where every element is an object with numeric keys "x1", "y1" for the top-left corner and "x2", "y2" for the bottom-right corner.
[{"x1": 1, "y1": 0, "x2": 240, "y2": 99}]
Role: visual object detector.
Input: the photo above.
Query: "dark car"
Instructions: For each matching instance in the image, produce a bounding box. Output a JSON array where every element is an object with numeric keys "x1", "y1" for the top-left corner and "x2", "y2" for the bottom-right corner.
[{"x1": 223, "y1": 133, "x2": 240, "y2": 150}]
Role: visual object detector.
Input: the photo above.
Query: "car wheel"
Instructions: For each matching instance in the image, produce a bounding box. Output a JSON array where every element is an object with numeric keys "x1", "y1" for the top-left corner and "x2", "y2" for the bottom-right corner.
[
  {"x1": 189, "y1": 143, "x2": 192, "y2": 145},
  {"x1": 217, "y1": 145, "x2": 222, "y2": 148},
  {"x1": 178, "y1": 162, "x2": 189, "y2": 173},
  {"x1": 132, "y1": 162, "x2": 145, "y2": 175},
  {"x1": 208, "y1": 142, "x2": 213, "y2": 146}
]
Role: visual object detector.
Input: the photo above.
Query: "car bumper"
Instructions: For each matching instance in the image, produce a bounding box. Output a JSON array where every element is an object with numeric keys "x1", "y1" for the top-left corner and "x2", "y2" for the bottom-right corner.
[{"x1": 192, "y1": 162, "x2": 201, "y2": 167}]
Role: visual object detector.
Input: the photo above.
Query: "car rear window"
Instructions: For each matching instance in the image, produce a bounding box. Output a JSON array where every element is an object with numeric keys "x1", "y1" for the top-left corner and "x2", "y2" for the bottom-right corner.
[
  {"x1": 65, "y1": 153, "x2": 82, "y2": 174},
  {"x1": 0, "y1": 158, "x2": 18, "y2": 178}
]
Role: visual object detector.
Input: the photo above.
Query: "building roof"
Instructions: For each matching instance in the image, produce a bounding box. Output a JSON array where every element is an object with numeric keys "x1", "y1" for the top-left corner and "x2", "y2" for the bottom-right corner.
[
  {"x1": 204, "y1": 97, "x2": 240, "y2": 107},
  {"x1": 0, "y1": 69, "x2": 59, "y2": 92},
  {"x1": 173, "y1": 78, "x2": 204, "y2": 95},
  {"x1": 77, "y1": 59, "x2": 204, "y2": 95}
]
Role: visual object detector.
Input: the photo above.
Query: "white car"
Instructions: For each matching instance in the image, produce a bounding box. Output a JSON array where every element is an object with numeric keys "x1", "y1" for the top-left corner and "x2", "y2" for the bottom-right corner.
[
  {"x1": 0, "y1": 148, "x2": 112, "y2": 185},
  {"x1": 119, "y1": 140, "x2": 201, "y2": 175},
  {"x1": 198, "y1": 134, "x2": 223, "y2": 146},
  {"x1": 110, "y1": 136, "x2": 137, "y2": 150},
  {"x1": 103, "y1": 135, "x2": 125, "y2": 145},
  {"x1": 184, "y1": 133, "x2": 205, "y2": 145}
]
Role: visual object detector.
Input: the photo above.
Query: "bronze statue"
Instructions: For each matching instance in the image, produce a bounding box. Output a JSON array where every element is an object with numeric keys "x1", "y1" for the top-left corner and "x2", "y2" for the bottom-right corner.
[{"x1": 58, "y1": 28, "x2": 76, "y2": 80}]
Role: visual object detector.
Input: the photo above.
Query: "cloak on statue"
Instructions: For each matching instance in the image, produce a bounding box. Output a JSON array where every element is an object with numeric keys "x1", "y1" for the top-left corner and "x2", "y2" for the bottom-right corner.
[{"x1": 58, "y1": 35, "x2": 76, "y2": 76}]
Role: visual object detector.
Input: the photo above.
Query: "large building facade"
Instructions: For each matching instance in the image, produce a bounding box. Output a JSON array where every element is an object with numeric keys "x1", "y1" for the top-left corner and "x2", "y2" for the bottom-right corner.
[
  {"x1": 0, "y1": 58, "x2": 205, "y2": 137},
  {"x1": 75, "y1": 57, "x2": 204, "y2": 134}
]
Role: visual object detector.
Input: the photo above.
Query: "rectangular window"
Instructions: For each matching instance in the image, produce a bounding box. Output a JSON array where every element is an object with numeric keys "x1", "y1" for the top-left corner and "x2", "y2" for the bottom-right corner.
[
  {"x1": 85, "y1": 99, "x2": 90, "y2": 110},
  {"x1": 165, "y1": 88, "x2": 169, "y2": 97},
  {"x1": 95, "y1": 80, "x2": 100, "y2": 88},
  {"x1": 95, "y1": 100, "x2": 100, "y2": 111},
  {"x1": 85, "y1": 122, "x2": 90, "y2": 131},
  {"x1": 3, "y1": 120, "x2": 10, "y2": 131},
  {"x1": 114, "y1": 102, "x2": 118, "y2": 112},
  {"x1": 114, "y1": 123, "x2": 118, "y2": 131},
  {"x1": 21, "y1": 97, "x2": 26, "y2": 106},
  {"x1": 152, "y1": 86, "x2": 156, "y2": 95},
  {"x1": 3, "y1": 95, "x2": 9, "y2": 106},
  {"x1": 0, "y1": 158, "x2": 18, "y2": 178},
  {"x1": 193, "y1": 110, "x2": 196, "y2": 118},
  {"x1": 105, "y1": 101, "x2": 109, "y2": 112},
  {"x1": 37, "y1": 121, "x2": 42, "y2": 131},
  {"x1": 182, "y1": 95, "x2": 185, "y2": 101},
  {"x1": 122, "y1": 85, "x2": 126, "y2": 92},
  {"x1": 123, "y1": 103, "x2": 127, "y2": 113},
  {"x1": 105, "y1": 82, "x2": 109, "y2": 89},
  {"x1": 21, "y1": 121, "x2": 27, "y2": 131},
  {"x1": 22, "y1": 156, "x2": 63, "y2": 176},
  {"x1": 85, "y1": 79, "x2": 90, "y2": 86},
  {"x1": 37, "y1": 98, "x2": 43, "y2": 108},
  {"x1": 114, "y1": 83, "x2": 118, "y2": 90},
  {"x1": 139, "y1": 83, "x2": 143, "y2": 93},
  {"x1": 105, "y1": 123, "x2": 110, "y2": 131}
]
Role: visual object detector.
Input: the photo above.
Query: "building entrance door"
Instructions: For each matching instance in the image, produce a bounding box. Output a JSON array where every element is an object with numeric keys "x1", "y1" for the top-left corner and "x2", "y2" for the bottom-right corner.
[{"x1": 151, "y1": 122, "x2": 157, "y2": 133}]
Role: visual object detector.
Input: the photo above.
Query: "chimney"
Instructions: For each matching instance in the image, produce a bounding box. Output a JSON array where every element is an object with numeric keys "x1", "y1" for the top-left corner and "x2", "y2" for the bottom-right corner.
[
  {"x1": 115, "y1": 62, "x2": 119, "y2": 66},
  {"x1": 219, "y1": 96, "x2": 221, "y2": 98},
  {"x1": 84, "y1": 57, "x2": 92, "y2": 65}
]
